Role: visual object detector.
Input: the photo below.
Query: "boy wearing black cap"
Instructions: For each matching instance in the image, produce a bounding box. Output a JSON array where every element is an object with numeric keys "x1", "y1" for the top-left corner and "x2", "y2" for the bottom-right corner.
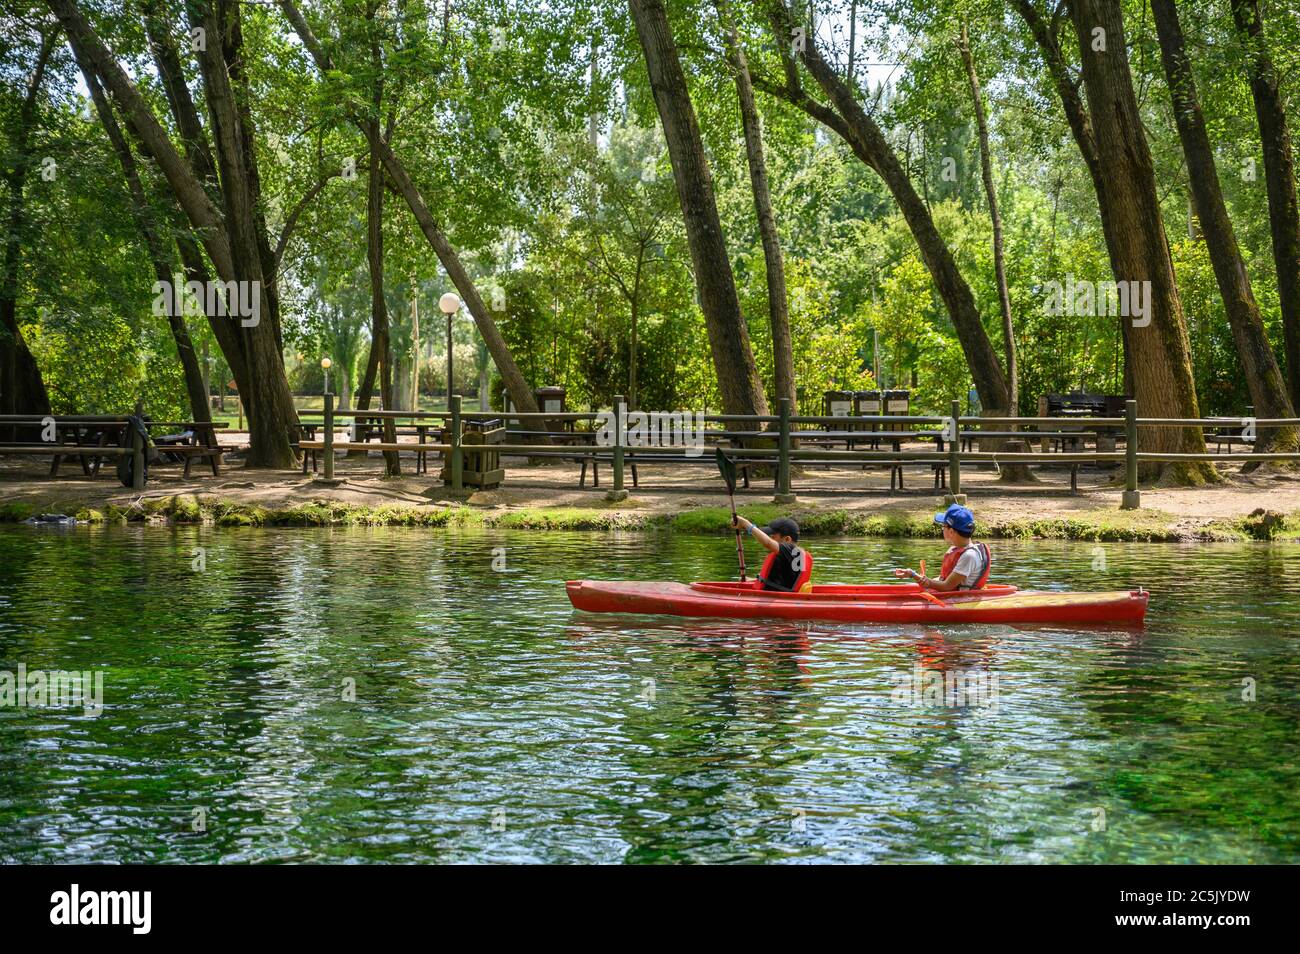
[{"x1": 730, "y1": 515, "x2": 813, "y2": 592}]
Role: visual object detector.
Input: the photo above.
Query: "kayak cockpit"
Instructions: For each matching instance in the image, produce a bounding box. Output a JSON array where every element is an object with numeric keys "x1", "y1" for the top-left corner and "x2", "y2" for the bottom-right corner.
[{"x1": 687, "y1": 581, "x2": 1018, "y2": 600}]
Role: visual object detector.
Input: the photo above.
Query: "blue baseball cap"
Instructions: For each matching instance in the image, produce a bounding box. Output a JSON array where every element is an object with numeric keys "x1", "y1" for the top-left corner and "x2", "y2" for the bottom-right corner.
[{"x1": 935, "y1": 504, "x2": 975, "y2": 535}]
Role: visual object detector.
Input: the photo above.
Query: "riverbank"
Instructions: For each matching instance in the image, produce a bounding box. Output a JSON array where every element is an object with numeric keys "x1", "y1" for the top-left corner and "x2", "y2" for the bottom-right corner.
[{"x1": 3, "y1": 456, "x2": 1299, "y2": 541}]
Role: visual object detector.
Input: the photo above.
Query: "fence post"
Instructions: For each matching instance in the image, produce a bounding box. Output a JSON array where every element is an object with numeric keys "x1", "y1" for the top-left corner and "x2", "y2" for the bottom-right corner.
[
  {"x1": 1121, "y1": 398, "x2": 1140, "y2": 509},
  {"x1": 322, "y1": 390, "x2": 335, "y2": 482},
  {"x1": 609, "y1": 394, "x2": 628, "y2": 500},
  {"x1": 131, "y1": 422, "x2": 145, "y2": 491},
  {"x1": 947, "y1": 398, "x2": 962, "y2": 503},
  {"x1": 774, "y1": 397, "x2": 795, "y2": 503},
  {"x1": 451, "y1": 395, "x2": 463, "y2": 492}
]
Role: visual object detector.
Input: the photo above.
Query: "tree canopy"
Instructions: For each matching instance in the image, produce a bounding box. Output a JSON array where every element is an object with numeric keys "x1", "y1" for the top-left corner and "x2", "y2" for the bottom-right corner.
[{"x1": 4, "y1": 0, "x2": 1300, "y2": 472}]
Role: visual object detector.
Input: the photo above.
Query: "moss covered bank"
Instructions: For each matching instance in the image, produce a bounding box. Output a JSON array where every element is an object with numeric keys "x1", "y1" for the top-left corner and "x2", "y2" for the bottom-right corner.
[{"x1": 3, "y1": 496, "x2": 1299, "y2": 542}]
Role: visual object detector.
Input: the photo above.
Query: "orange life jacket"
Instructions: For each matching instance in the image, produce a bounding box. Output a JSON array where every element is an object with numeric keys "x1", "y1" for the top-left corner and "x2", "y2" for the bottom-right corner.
[
  {"x1": 759, "y1": 546, "x2": 813, "y2": 592},
  {"x1": 940, "y1": 542, "x2": 991, "y2": 590}
]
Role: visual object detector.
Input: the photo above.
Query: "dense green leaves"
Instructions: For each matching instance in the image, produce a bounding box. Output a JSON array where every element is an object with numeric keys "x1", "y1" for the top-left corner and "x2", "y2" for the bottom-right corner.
[{"x1": 4, "y1": 0, "x2": 1298, "y2": 419}]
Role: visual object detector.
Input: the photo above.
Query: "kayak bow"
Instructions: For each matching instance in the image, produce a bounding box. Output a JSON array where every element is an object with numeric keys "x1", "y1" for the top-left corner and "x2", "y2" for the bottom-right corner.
[{"x1": 565, "y1": 580, "x2": 1149, "y2": 625}]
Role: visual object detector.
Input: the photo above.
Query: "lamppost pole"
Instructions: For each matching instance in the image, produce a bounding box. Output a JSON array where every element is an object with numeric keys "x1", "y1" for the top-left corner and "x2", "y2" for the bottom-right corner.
[{"x1": 439, "y1": 293, "x2": 460, "y2": 412}]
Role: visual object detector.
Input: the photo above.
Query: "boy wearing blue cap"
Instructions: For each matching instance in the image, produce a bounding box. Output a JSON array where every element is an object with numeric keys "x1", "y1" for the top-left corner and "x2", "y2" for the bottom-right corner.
[{"x1": 895, "y1": 504, "x2": 991, "y2": 591}]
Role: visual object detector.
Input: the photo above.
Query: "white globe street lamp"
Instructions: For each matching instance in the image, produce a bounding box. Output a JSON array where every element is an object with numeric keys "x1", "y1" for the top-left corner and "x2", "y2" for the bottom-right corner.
[{"x1": 439, "y1": 293, "x2": 461, "y2": 409}]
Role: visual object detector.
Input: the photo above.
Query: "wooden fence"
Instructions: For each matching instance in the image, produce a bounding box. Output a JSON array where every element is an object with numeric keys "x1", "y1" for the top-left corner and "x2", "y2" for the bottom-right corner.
[{"x1": 301, "y1": 395, "x2": 1300, "y2": 509}]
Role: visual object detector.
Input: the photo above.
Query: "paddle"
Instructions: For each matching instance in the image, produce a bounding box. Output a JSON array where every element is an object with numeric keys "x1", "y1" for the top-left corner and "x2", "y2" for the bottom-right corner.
[{"x1": 714, "y1": 447, "x2": 748, "y2": 582}]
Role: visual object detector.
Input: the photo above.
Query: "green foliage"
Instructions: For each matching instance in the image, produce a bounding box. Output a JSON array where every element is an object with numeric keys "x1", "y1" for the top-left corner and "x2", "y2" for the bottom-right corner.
[{"x1": 4, "y1": 0, "x2": 1291, "y2": 427}]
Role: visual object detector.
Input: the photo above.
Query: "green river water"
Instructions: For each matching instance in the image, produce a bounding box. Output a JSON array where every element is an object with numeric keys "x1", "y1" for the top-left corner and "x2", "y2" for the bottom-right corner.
[{"x1": 0, "y1": 525, "x2": 1297, "y2": 864}]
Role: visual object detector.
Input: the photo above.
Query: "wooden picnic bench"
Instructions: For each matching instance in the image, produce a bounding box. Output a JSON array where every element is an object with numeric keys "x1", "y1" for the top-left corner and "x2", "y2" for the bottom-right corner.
[
  {"x1": 0, "y1": 417, "x2": 225, "y2": 478},
  {"x1": 297, "y1": 437, "x2": 444, "y2": 473},
  {"x1": 143, "y1": 421, "x2": 225, "y2": 476}
]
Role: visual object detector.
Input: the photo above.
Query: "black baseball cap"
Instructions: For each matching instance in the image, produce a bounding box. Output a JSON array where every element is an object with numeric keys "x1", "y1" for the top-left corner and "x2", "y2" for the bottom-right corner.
[{"x1": 763, "y1": 517, "x2": 800, "y2": 540}]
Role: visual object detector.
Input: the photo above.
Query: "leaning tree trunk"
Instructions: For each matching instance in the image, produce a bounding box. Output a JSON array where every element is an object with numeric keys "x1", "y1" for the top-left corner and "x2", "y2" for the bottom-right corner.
[
  {"x1": 49, "y1": 0, "x2": 300, "y2": 467},
  {"x1": 1152, "y1": 0, "x2": 1296, "y2": 460},
  {"x1": 275, "y1": 0, "x2": 543, "y2": 421},
  {"x1": 630, "y1": 0, "x2": 769, "y2": 415},
  {"x1": 718, "y1": 0, "x2": 795, "y2": 411},
  {"x1": 0, "y1": 30, "x2": 56, "y2": 424},
  {"x1": 73, "y1": 48, "x2": 210, "y2": 423},
  {"x1": 139, "y1": 1, "x2": 249, "y2": 394},
  {"x1": 1230, "y1": 0, "x2": 1300, "y2": 412},
  {"x1": 187, "y1": 0, "x2": 299, "y2": 468},
  {"x1": 1068, "y1": 0, "x2": 1214, "y2": 483},
  {"x1": 764, "y1": 0, "x2": 1009, "y2": 414}
]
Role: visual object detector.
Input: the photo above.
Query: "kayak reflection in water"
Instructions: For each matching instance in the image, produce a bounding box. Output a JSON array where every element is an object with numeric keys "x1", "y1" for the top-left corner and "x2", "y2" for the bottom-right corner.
[
  {"x1": 894, "y1": 504, "x2": 992, "y2": 592},
  {"x1": 729, "y1": 515, "x2": 813, "y2": 592}
]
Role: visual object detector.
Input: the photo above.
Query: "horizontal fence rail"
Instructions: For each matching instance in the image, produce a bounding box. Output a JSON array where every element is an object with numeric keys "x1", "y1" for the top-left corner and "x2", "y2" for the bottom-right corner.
[{"x1": 6, "y1": 398, "x2": 1299, "y2": 507}]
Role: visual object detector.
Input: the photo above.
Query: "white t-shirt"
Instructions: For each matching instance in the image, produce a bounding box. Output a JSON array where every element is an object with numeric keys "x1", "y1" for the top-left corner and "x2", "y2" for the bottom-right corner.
[{"x1": 946, "y1": 544, "x2": 985, "y2": 587}]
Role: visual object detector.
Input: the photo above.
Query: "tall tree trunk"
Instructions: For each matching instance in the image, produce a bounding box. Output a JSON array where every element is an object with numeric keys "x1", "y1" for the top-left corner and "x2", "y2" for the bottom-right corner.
[
  {"x1": 49, "y1": 0, "x2": 300, "y2": 467},
  {"x1": 275, "y1": 0, "x2": 543, "y2": 421},
  {"x1": 1230, "y1": 0, "x2": 1300, "y2": 411},
  {"x1": 957, "y1": 20, "x2": 1034, "y2": 482},
  {"x1": 141, "y1": 0, "x2": 220, "y2": 195},
  {"x1": 340, "y1": 365, "x2": 352, "y2": 413},
  {"x1": 629, "y1": 0, "x2": 769, "y2": 415},
  {"x1": 0, "y1": 29, "x2": 56, "y2": 423},
  {"x1": 366, "y1": 8, "x2": 399, "y2": 475},
  {"x1": 958, "y1": 22, "x2": 1016, "y2": 416},
  {"x1": 140, "y1": 0, "x2": 249, "y2": 395},
  {"x1": 186, "y1": 0, "x2": 299, "y2": 467},
  {"x1": 718, "y1": 0, "x2": 795, "y2": 411},
  {"x1": 1068, "y1": 0, "x2": 1212, "y2": 482},
  {"x1": 355, "y1": 342, "x2": 379, "y2": 412},
  {"x1": 72, "y1": 44, "x2": 210, "y2": 423},
  {"x1": 763, "y1": 0, "x2": 1010, "y2": 413},
  {"x1": 1013, "y1": 0, "x2": 1134, "y2": 398},
  {"x1": 219, "y1": 0, "x2": 285, "y2": 357},
  {"x1": 1152, "y1": 0, "x2": 1296, "y2": 458}
]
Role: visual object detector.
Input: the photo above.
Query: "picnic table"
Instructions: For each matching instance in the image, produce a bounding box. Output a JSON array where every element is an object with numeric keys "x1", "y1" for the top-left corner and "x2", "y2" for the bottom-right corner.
[
  {"x1": 0, "y1": 416, "x2": 227, "y2": 479},
  {"x1": 1204, "y1": 417, "x2": 1255, "y2": 453},
  {"x1": 295, "y1": 411, "x2": 435, "y2": 474},
  {"x1": 49, "y1": 420, "x2": 126, "y2": 476}
]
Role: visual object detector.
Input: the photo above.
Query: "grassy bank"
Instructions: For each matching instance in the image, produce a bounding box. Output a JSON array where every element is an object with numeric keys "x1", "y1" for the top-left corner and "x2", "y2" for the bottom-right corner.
[{"x1": 3, "y1": 496, "x2": 1299, "y2": 542}]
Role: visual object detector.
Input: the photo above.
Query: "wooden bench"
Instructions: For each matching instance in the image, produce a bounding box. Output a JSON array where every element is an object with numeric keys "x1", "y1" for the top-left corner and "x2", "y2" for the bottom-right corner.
[{"x1": 146, "y1": 422, "x2": 224, "y2": 477}]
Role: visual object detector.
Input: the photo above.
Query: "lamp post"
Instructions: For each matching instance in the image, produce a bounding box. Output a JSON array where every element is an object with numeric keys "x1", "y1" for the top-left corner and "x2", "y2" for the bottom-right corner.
[
  {"x1": 319, "y1": 356, "x2": 336, "y2": 484},
  {"x1": 439, "y1": 292, "x2": 460, "y2": 411}
]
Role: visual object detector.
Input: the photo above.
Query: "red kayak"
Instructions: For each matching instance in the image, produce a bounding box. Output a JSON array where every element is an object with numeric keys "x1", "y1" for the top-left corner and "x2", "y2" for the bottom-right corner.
[{"x1": 566, "y1": 580, "x2": 1149, "y2": 625}]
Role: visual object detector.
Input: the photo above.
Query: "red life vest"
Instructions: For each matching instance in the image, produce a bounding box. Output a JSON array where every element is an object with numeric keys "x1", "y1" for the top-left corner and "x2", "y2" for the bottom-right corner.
[
  {"x1": 940, "y1": 542, "x2": 991, "y2": 589},
  {"x1": 759, "y1": 546, "x2": 813, "y2": 592}
]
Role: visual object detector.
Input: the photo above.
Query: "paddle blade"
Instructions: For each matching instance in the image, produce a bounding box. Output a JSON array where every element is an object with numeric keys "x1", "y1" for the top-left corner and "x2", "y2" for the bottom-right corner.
[{"x1": 714, "y1": 447, "x2": 736, "y2": 494}]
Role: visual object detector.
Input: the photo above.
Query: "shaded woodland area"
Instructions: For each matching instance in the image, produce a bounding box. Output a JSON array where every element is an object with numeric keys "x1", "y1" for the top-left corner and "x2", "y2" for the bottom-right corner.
[{"x1": 4, "y1": 0, "x2": 1300, "y2": 481}]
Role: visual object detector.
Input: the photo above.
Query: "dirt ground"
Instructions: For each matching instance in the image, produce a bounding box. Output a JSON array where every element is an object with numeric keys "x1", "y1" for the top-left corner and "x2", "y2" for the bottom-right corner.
[{"x1": 3, "y1": 445, "x2": 1298, "y2": 532}]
